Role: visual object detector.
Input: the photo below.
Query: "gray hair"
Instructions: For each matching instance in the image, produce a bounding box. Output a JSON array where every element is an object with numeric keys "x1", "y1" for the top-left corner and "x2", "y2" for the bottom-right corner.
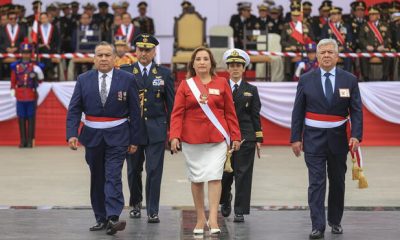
[
  {"x1": 94, "y1": 41, "x2": 116, "y2": 55},
  {"x1": 317, "y1": 39, "x2": 339, "y2": 54}
]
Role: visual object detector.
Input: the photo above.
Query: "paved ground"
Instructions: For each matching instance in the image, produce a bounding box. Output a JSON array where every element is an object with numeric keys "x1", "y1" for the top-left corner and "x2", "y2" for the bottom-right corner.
[{"x1": 0, "y1": 146, "x2": 399, "y2": 239}]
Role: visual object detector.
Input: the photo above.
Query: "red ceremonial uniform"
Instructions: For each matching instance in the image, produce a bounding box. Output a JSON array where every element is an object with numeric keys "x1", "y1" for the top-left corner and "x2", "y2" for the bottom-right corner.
[
  {"x1": 170, "y1": 76, "x2": 241, "y2": 144},
  {"x1": 10, "y1": 62, "x2": 38, "y2": 101}
]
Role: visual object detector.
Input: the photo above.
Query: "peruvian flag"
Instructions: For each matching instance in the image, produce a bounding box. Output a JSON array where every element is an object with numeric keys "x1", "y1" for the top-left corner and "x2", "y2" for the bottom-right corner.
[
  {"x1": 289, "y1": 21, "x2": 305, "y2": 44},
  {"x1": 31, "y1": 3, "x2": 41, "y2": 44}
]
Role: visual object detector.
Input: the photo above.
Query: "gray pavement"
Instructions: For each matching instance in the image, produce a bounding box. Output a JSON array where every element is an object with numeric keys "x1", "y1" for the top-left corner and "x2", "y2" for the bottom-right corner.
[{"x1": 0, "y1": 146, "x2": 399, "y2": 239}]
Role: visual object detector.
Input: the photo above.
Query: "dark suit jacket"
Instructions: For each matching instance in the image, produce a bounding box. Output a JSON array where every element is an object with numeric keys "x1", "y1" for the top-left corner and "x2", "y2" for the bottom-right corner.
[
  {"x1": 0, "y1": 24, "x2": 27, "y2": 52},
  {"x1": 120, "y1": 62, "x2": 174, "y2": 144},
  {"x1": 290, "y1": 67, "x2": 363, "y2": 154},
  {"x1": 38, "y1": 24, "x2": 60, "y2": 53},
  {"x1": 231, "y1": 80, "x2": 263, "y2": 143},
  {"x1": 66, "y1": 69, "x2": 141, "y2": 147}
]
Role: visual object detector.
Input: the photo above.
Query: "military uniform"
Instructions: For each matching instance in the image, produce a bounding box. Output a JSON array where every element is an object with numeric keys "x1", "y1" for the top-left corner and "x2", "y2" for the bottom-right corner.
[
  {"x1": 359, "y1": 7, "x2": 392, "y2": 80},
  {"x1": 133, "y1": 2, "x2": 155, "y2": 35},
  {"x1": 321, "y1": 7, "x2": 353, "y2": 71},
  {"x1": 229, "y1": 2, "x2": 259, "y2": 50},
  {"x1": 120, "y1": 34, "x2": 174, "y2": 223},
  {"x1": 280, "y1": 8, "x2": 315, "y2": 81},
  {"x1": 114, "y1": 35, "x2": 137, "y2": 68},
  {"x1": 10, "y1": 42, "x2": 44, "y2": 148},
  {"x1": 220, "y1": 49, "x2": 263, "y2": 223},
  {"x1": 311, "y1": 0, "x2": 332, "y2": 41},
  {"x1": 93, "y1": 2, "x2": 114, "y2": 42},
  {"x1": 294, "y1": 42, "x2": 319, "y2": 81}
]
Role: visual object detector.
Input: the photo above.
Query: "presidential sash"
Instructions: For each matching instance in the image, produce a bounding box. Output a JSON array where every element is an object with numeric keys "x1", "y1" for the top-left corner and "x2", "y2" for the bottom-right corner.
[
  {"x1": 367, "y1": 21, "x2": 384, "y2": 45},
  {"x1": 328, "y1": 22, "x2": 345, "y2": 45}
]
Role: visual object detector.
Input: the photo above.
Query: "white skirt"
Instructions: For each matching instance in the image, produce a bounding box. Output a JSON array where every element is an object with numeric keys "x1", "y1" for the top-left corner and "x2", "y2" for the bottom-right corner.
[{"x1": 182, "y1": 142, "x2": 228, "y2": 183}]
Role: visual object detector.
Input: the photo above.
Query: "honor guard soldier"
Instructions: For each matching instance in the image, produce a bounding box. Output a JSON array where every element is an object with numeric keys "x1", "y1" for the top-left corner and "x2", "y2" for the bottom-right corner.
[
  {"x1": 359, "y1": 7, "x2": 392, "y2": 81},
  {"x1": 266, "y1": 5, "x2": 284, "y2": 35},
  {"x1": 220, "y1": 48, "x2": 263, "y2": 223},
  {"x1": 294, "y1": 42, "x2": 319, "y2": 81},
  {"x1": 10, "y1": 41, "x2": 44, "y2": 148},
  {"x1": 321, "y1": 7, "x2": 353, "y2": 71},
  {"x1": 114, "y1": 35, "x2": 137, "y2": 68},
  {"x1": 120, "y1": 34, "x2": 175, "y2": 223},
  {"x1": 281, "y1": 6, "x2": 315, "y2": 81},
  {"x1": 312, "y1": 0, "x2": 332, "y2": 42},
  {"x1": 229, "y1": 2, "x2": 259, "y2": 49},
  {"x1": 133, "y1": 2, "x2": 155, "y2": 35}
]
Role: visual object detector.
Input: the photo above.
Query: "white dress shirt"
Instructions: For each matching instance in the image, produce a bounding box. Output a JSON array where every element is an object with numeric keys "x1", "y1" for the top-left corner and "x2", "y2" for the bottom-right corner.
[
  {"x1": 138, "y1": 62, "x2": 152, "y2": 76},
  {"x1": 229, "y1": 79, "x2": 242, "y2": 92},
  {"x1": 98, "y1": 69, "x2": 114, "y2": 98},
  {"x1": 320, "y1": 67, "x2": 336, "y2": 96}
]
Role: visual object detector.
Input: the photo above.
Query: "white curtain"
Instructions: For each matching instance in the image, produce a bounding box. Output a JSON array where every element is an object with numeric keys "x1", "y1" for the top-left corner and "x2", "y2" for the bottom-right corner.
[
  {"x1": 0, "y1": 82, "x2": 52, "y2": 121},
  {"x1": 1, "y1": 81, "x2": 400, "y2": 127}
]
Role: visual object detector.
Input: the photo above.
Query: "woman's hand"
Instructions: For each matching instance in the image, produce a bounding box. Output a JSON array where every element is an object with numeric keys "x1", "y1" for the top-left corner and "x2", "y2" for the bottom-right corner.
[
  {"x1": 232, "y1": 140, "x2": 241, "y2": 151},
  {"x1": 170, "y1": 138, "x2": 181, "y2": 154}
]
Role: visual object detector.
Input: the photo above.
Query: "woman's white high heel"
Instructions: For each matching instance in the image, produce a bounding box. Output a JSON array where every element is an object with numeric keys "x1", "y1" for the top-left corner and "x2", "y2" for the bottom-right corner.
[{"x1": 207, "y1": 221, "x2": 221, "y2": 234}]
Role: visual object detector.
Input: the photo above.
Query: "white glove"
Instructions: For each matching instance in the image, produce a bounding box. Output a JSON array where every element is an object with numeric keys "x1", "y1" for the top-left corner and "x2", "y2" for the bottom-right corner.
[{"x1": 10, "y1": 89, "x2": 15, "y2": 97}]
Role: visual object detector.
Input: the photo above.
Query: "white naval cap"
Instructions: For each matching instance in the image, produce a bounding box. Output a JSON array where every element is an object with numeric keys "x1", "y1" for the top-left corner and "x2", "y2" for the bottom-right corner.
[{"x1": 223, "y1": 48, "x2": 250, "y2": 67}]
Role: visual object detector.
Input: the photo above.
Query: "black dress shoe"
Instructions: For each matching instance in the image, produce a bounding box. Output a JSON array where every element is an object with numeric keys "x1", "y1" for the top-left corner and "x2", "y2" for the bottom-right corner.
[
  {"x1": 221, "y1": 193, "x2": 232, "y2": 217},
  {"x1": 106, "y1": 220, "x2": 126, "y2": 235},
  {"x1": 129, "y1": 204, "x2": 141, "y2": 218},
  {"x1": 147, "y1": 214, "x2": 160, "y2": 223},
  {"x1": 309, "y1": 229, "x2": 324, "y2": 239},
  {"x1": 89, "y1": 222, "x2": 106, "y2": 231},
  {"x1": 233, "y1": 214, "x2": 244, "y2": 223},
  {"x1": 329, "y1": 223, "x2": 343, "y2": 234}
]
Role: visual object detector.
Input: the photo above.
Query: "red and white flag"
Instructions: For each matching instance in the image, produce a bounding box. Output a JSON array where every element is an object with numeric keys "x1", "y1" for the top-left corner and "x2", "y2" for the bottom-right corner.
[{"x1": 31, "y1": 3, "x2": 41, "y2": 44}]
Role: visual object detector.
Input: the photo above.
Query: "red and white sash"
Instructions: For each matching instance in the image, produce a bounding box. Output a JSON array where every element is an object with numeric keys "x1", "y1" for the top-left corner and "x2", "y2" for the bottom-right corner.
[
  {"x1": 304, "y1": 112, "x2": 348, "y2": 128},
  {"x1": 320, "y1": 17, "x2": 327, "y2": 25},
  {"x1": 289, "y1": 21, "x2": 304, "y2": 44},
  {"x1": 121, "y1": 24, "x2": 134, "y2": 43},
  {"x1": 6, "y1": 24, "x2": 20, "y2": 47},
  {"x1": 186, "y1": 77, "x2": 230, "y2": 145},
  {"x1": 84, "y1": 115, "x2": 127, "y2": 129},
  {"x1": 367, "y1": 21, "x2": 384, "y2": 45},
  {"x1": 39, "y1": 24, "x2": 53, "y2": 45},
  {"x1": 328, "y1": 22, "x2": 345, "y2": 45}
]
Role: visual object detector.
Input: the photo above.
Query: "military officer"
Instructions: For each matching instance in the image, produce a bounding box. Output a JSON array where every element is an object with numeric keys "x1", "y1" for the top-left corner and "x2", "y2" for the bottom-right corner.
[
  {"x1": 266, "y1": 5, "x2": 284, "y2": 35},
  {"x1": 229, "y1": 2, "x2": 259, "y2": 50},
  {"x1": 120, "y1": 34, "x2": 174, "y2": 223},
  {"x1": 281, "y1": 7, "x2": 315, "y2": 81},
  {"x1": 303, "y1": 1, "x2": 314, "y2": 27},
  {"x1": 257, "y1": 3, "x2": 268, "y2": 30},
  {"x1": 93, "y1": 2, "x2": 114, "y2": 42},
  {"x1": 312, "y1": 0, "x2": 332, "y2": 42},
  {"x1": 321, "y1": 7, "x2": 353, "y2": 71},
  {"x1": 70, "y1": 1, "x2": 81, "y2": 27},
  {"x1": 359, "y1": 7, "x2": 392, "y2": 81},
  {"x1": 220, "y1": 48, "x2": 263, "y2": 223},
  {"x1": 114, "y1": 35, "x2": 137, "y2": 68},
  {"x1": 133, "y1": 2, "x2": 155, "y2": 35},
  {"x1": 390, "y1": 12, "x2": 400, "y2": 80},
  {"x1": 10, "y1": 41, "x2": 44, "y2": 148}
]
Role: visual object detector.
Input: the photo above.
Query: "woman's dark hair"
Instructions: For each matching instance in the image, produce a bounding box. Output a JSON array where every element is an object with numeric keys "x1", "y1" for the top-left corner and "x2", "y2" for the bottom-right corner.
[{"x1": 186, "y1": 47, "x2": 217, "y2": 79}]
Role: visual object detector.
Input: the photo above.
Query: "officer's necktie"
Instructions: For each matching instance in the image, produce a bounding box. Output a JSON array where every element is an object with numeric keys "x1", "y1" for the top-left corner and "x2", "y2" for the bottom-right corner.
[
  {"x1": 100, "y1": 73, "x2": 108, "y2": 106},
  {"x1": 324, "y1": 72, "x2": 333, "y2": 103},
  {"x1": 233, "y1": 84, "x2": 239, "y2": 97},
  {"x1": 142, "y1": 67, "x2": 148, "y2": 80},
  {"x1": 125, "y1": 25, "x2": 129, "y2": 35}
]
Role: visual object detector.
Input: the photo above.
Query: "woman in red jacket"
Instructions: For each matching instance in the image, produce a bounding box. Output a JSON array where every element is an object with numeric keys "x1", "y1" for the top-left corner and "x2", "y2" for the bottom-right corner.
[{"x1": 170, "y1": 47, "x2": 241, "y2": 235}]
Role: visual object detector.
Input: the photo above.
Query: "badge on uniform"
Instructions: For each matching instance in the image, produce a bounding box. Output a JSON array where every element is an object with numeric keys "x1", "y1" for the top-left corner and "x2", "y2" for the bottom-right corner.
[
  {"x1": 208, "y1": 88, "x2": 220, "y2": 95},
  {"x1": 118, "y1": 91, "x2": 127, "y2": 101},
  {"x1": 152, "y1": 78, "x2": 164, "y2": 86},
  {"x1": 243, "y1": 92, "x2": 253, "y2": 97},
  {"x1": 339, "y1": 88, "x2": 350, "y2": 98},
  {"x1": 133, "y1": 67, "x2": 139, "y2": 74}
]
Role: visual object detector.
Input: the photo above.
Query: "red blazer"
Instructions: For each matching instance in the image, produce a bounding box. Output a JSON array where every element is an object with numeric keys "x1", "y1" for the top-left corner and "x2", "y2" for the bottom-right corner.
[{"x1": 170, "y1": 76, "x2": 241, "y2": 144}]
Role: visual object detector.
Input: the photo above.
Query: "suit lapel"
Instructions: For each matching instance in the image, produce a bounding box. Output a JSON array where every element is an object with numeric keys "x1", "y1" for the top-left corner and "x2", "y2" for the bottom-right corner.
[
  {"x1": 104, "y1": 69, "x2": 119, "y2": 107},
  {"x1": 94, "y1": 70, "x2": 103, "y2": 105},
  {"x1": 235, "y1": 81, "x2": 246, "y2": 103},
  {"x1": 313, "y1": 68, "x2": 329, "y2": 107},
  {"x1": 331, "y1": 68, "x2": 342, "y2": 105}
]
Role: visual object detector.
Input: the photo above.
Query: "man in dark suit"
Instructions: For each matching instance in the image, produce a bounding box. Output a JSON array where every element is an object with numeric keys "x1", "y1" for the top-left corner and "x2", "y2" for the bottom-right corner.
[
  {"x1": 93, "y1": 2, "x2": 114, "y2": 42},
  {"x1": 291, "y1": 39, "x2": 363, "y2": 239},
  {"x1": 66, "y1": 42, "x2": 140, "y2": 235},
  {"x1": 220, "y1": 48, "x2": 263, "y2": 223},
  {"x1": 120, "y1": 34, "x2": 174, "y2": 223}
]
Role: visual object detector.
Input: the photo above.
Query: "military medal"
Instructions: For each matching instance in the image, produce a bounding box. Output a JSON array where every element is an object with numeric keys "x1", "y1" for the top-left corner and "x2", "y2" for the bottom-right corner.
[
  {"x1": 199, "y1": 94, "x2": 208, "y2": 104},
  {"x1": 156, "y1": 90, "x2": 160, "y2": 98}
]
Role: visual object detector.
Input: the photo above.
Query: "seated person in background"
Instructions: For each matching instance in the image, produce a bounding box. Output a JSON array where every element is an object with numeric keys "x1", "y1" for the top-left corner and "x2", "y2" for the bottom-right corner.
[
  {"x1": 293, "y1": 42, "x2": 319, "y2": 81},
  {"x1": 71, "y1": 13, "x2": 101, "y2": 53},
  {"x1": 114, "y1": 34, "x2": 137, "y2": 68},
  {"x1": 38, "y1": 12, "x2": 60, "y2": 81},
  {"x1": 133, "y1": 2, "x2": 155, "y2": 35},
  {"x1": 119, "y1": 13, "x2": 141, "y2": 51}
]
